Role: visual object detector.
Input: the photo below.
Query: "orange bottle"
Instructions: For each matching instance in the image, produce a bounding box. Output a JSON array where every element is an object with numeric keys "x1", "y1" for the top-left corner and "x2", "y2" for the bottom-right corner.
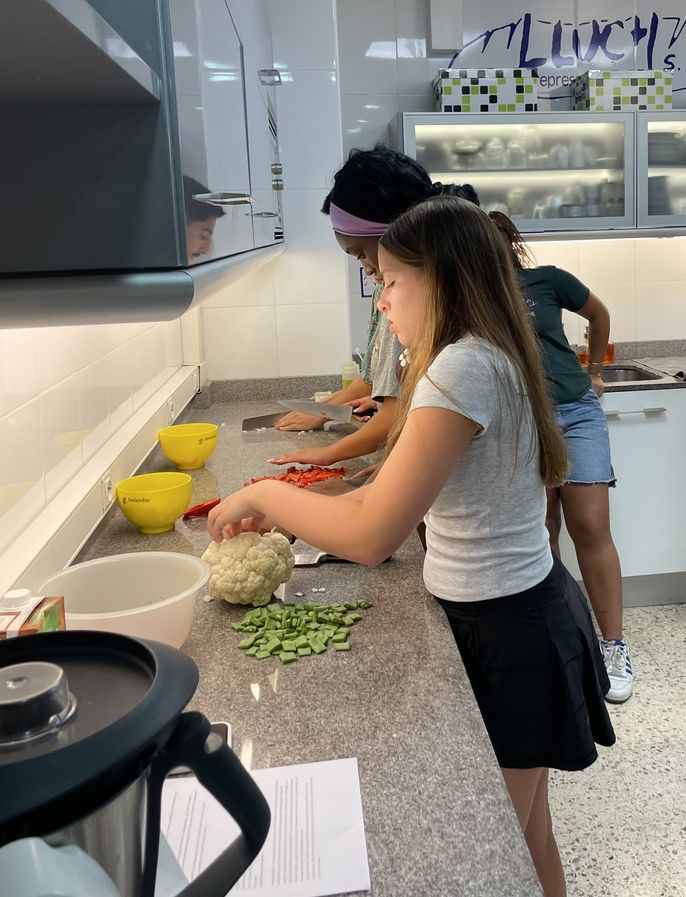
[
  {"x1": 576, "y1": 327, "x2": 589, "y2": 365},
  {"x1": 604, "y1": 341, "x2": 615, "y2": 364}
]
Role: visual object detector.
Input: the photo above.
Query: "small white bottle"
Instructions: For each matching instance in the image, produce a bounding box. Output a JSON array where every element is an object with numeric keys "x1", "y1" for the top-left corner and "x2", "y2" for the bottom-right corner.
[{"x1": 341, "y1": 361, "x2": 360, "y2": 389}]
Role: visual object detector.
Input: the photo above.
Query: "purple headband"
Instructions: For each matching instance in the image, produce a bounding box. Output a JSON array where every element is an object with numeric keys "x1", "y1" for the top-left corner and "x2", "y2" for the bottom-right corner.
[{"x1": 329, "y1": 202, "x2": 390, "y2": 237}]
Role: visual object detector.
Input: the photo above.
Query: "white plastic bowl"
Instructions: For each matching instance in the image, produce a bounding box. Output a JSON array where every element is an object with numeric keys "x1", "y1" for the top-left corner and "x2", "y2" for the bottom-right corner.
[{"x1": 39, "y1": 552, "x2": 210, "y2": 648}]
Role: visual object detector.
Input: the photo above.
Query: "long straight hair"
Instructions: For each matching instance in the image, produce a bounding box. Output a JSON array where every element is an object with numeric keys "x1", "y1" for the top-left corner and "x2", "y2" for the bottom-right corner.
[{"x1": 380, "y1": 196, "x2": 568, "y2": 487}]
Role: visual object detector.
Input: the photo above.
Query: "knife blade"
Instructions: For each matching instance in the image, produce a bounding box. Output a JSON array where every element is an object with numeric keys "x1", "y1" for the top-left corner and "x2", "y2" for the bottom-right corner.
[
  {"x1": 241, "y1": 412, "x2": 288, "y2": 431},
  {"x1": 293, "y1": 548, "x2": 354, "y2": 566},
  {"x1": 277, "y1": 399, "x2": 353, "y2": 423}
]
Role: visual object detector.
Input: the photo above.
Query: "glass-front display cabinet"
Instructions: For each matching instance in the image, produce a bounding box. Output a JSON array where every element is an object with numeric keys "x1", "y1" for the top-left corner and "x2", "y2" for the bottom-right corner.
[
  {"x1": 399, "y1": 112, "x2": 635, "y2": 234},
  {"x1": 637, "y1": 111, "x2": 686, "y2": 228}
]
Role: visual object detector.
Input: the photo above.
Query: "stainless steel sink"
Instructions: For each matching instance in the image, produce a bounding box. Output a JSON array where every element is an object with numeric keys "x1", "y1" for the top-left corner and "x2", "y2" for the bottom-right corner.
[{"x1": 601, "y1": 365, "x2": 663, "y2": 383}]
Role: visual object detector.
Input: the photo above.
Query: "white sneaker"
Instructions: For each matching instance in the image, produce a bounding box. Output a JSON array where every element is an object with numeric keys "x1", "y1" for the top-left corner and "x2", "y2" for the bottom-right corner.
[{"x1": 600, "y1": 639, "x2": 633, "y2": 703}]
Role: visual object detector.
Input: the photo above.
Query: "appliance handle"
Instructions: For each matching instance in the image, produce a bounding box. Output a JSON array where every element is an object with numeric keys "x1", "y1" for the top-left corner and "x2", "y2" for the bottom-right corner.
[
  {"x1": 142, "y1": 712, "x2": 270, "y2": 897},
  {"x1": 192, "y1": 192, "x2": 256, "y2": 206},
  {"x1": 604, "y1": 406, "x2": 666, "y2": 417}
]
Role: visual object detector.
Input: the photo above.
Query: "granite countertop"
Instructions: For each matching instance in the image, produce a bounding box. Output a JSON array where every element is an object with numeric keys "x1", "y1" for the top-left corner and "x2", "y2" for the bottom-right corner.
[{"x1": 76, "y1": 400, "x2": 543, "y2": 897}]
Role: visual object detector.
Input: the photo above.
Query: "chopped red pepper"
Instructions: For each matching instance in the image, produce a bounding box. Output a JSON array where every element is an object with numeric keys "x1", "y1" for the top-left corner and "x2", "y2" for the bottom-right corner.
[
  {"x1": 183, "y1": 498, "x2": 221, "y2": 518},
  {"x1": 244, "y1": 465, "x2": 346, "y2": 489}
]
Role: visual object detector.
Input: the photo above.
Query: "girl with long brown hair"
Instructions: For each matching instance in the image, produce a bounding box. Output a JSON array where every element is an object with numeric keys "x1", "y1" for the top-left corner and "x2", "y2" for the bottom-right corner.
[{"x1": 208, "y1": 196, "x2": 615, "y2": 897}]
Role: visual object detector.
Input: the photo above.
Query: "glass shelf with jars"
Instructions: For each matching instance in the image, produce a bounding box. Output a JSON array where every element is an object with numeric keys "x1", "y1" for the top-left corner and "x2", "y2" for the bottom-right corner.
[
  {"x1": 637, "y1": 111, "x2": 686, "y2": 227},
  {"x1": 398, "y1": 111, "x2": 635, "y2": 233}
]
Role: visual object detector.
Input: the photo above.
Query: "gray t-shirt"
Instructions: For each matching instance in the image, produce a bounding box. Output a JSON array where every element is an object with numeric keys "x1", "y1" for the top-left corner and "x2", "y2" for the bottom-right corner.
[
  {"x1": 410, "y1": 336, "x2": 552, "y2": 602},
  {"x1": 370, "y1": 313, "x2": 403, "y2": 401},
  {"x1": 360, "y1": 283, "x2": 402, "y2": 401}
]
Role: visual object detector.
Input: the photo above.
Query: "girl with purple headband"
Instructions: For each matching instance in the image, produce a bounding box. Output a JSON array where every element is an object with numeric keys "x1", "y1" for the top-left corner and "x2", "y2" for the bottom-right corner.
[{"x1": 271, "y1": 146, "x2": 478, "y2": 474}]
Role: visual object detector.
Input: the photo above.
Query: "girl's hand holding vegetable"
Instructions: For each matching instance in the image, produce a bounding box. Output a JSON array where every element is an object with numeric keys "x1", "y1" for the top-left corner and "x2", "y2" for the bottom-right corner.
[{"x1": 207, "y1": 483, "x2": 272, "y2": 543}]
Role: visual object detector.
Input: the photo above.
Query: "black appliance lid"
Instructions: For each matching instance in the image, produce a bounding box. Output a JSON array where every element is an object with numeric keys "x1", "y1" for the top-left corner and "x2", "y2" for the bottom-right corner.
[{"x1": 0, "y1": 630, "x2": 198, "y2": 842}]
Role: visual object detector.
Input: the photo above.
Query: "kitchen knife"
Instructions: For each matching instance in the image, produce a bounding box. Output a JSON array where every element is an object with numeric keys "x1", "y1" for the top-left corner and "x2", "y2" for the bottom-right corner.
[
  {"x1": 241, "y1": 412, "x2": 288, "y2": 431},
  {"x1": 293, "y1": 548, "x2": 354, "y2": 566},
  {"x1": 277, "y1": 399, "x2": 353, "y2": 423}
]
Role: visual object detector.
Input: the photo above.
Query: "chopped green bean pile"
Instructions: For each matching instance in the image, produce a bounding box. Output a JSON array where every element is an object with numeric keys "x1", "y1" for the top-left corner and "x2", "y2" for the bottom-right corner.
[{"x1": 233, "y1": 600, "x2": 373, "y2": 663}]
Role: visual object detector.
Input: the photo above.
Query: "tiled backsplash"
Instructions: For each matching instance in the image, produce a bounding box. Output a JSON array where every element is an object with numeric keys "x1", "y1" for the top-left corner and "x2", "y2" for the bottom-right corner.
[
  {"x1": 0, "y1": 320, "x2": 183, "y2": 556},
  {"x1": 528, "y1": 237, "x2": 686, "y2": 346}
]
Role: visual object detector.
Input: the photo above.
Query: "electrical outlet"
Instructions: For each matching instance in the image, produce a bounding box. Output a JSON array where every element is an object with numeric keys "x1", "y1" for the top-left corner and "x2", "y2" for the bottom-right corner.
[
  {"x1": 167, "y1": 398, "x2": 175, "y2": 424},
  {"x1": 101, "y1": 473, "x2": 113, "y2": 510}
]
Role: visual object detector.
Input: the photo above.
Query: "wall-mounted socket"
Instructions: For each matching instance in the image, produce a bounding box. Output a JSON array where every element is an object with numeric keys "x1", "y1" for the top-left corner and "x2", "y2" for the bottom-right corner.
[
  {"x1": 167, "y1": 398, "x2": 175, "y2": 424},
  {"x1": 101, "y1": 473, "x2": 113, "y2": 510}
]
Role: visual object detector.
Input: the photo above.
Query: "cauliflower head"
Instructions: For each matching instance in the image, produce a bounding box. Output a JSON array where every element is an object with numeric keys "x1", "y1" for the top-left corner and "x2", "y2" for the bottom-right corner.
[{"x1": 201, "y1": 531, "x2": 295, "y2": 606}]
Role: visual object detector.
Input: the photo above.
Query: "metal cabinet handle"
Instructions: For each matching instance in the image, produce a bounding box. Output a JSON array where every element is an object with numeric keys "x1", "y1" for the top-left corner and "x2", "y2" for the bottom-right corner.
[
  {"x1": 192, "y1": 192, "x2": 256, "y2": 206},
  {"x1": 604, "y1": 407, "x2": 667, "y2": 417},
  {"x1": 253, "y1": 211, "x2": 279, "y2": 218},
  {"x1": 271, "y1": 178, "x2": 284, "y2": 191},
  {"x1": 271, "y1": 163, "x2": 283, "y2": 175},
  {"x1": 258, "y1": 68, "x2": 282, "y2": 86}
]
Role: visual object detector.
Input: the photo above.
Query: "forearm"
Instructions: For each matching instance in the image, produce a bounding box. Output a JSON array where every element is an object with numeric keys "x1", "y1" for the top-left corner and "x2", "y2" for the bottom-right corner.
[
  {"x1": 327, "y1": 378, "x2": 372, "y2": 404},
  {"x1": 319, "y1": 400, "x2": 395, "y2": 464},
  {"x1": 235, "y1": 480, "x2": 392, "y2": 564},
  {"x1": 587, "y1": 315, "x2": 610, "y2": 363}
]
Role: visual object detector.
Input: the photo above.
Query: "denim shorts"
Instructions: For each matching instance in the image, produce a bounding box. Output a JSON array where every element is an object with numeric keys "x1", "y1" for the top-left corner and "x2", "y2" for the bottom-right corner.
[{"x1": 555, "y1": 387, "x2": 616, "y2": 486}]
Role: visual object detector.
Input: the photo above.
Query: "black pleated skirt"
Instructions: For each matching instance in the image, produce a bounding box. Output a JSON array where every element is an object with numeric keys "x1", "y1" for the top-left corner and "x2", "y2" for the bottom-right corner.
[{"x1": 437, "y1": 554, "x2": 616, "y2": 771}]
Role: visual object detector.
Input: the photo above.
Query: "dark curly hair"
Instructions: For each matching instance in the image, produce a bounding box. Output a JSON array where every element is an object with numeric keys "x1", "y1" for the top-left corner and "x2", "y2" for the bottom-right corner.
[{"x1": 322, "y1": 144, "x2": 479, "y2": 223}]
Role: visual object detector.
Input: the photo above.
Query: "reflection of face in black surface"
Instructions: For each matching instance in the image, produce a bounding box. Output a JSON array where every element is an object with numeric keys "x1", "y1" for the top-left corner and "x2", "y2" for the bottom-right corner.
[{"x1": 186, "y1": 218, "x2": 216, "y2": 260}]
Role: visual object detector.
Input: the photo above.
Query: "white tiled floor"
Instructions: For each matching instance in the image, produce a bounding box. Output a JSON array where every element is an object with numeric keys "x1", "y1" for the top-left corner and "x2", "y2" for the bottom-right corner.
[{"x1": 550, "y1": 604, "x2": 686, "y2": 897}]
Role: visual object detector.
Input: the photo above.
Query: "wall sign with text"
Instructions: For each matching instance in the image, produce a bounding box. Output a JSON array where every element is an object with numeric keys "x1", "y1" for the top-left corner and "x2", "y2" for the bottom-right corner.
[{"x1": 429, "y1": 0, "x2": 686, "y2": 109}]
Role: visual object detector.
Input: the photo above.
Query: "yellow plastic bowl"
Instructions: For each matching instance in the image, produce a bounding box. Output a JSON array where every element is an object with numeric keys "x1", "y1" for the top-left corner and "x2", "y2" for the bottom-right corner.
[
  {"x1": 158, "y1": 423, "x2": 218, "y2": 470},
  {"x1": 116, "y1": 472, "x2": 192, "y2": 534}
]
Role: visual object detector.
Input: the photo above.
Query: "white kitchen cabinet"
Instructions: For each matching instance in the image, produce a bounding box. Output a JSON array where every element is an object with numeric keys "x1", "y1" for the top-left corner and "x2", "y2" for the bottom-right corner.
[
  {"x1": 170, "y1": 0, "x2": 255, "y2": 262},
  {"x1": 0, "y1": 0, "x2": 284, "y2": 327},
  {"x1": 398, "y1": 111, "x2": 635, "y2": 234},
  {"x1": 637, "y1": 111, "x2": 686, "y2": 229},
  {"x1": 240, "y1": 0, "x2": 284, "y2": 249},
  {"x1": 559, "y1": 388, "x2": 686, "y2": 579}
]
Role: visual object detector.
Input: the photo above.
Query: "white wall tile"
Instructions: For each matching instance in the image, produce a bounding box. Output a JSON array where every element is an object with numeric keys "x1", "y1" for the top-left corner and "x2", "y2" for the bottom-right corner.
[
  {"x1": 277, "y1": 70, "x2": 343, "y2": 189},
  {"x1": 336, "y1": 0, "x2": 398, "y2": 94},
  {"x1": 578, "y1": 240, "x2": 636, "y2": 285},
  {"x1": 395, "y1": 0, "x2": 450, "y2": 95},
  {"x1": 525, "y1": 241, "x2": 579, "y2": 274},
  {"x1": 41, "y1": 377, "x2": 82, "y2": 500},
  {"x1": 203, "y1": 306, "x2": 279, "y2": 379},
  {"x1": 0, "y1": 402, "x2": 44, "y2": 492},
  {"x1": 0, "y1": 477, "x2": 45, "y2": 555},
  {"x1": 274, "y1": 189, "x2": 348, "y2": 305},
  {"x1": 202, "y1": 261, "x2": 276, "y2": 308},
  {"x1": 636, "y1": 282, "x2": 686, "y2": 340},
  {"x1": 268, "y1": 0, "x2": 336, "y2": 70},
  {"x1": 398, "y1": 93, "x2": 434, "y2": 113},
  {"x1": 0, "y1": 328, "x2": 38, "y2": 417},
  {"x1": 107, "y1": 345, "x2": 133, "y2": 432},
  {"x1": 31, "y1": 327, "x2": 91, "y2": 393},
  {"x1": 276, "y1": 302, "x2": 350, "y2": 376},
  {"x1": 129, "y1": 330, "x2": 154, "y2": 412},
  {"x1": 636, "y1": 237, "x2": 686, "y2": 282},
  {"x1": 584, "y1": 282, "x2": 636, "y2": 342},
  {"x1": 341, "y1": 93, "x2": 398, "y2": 154},
  {"x1": 77, "y1": 359, "x2": 110, "y2": 462},
  {"x1": 161, "y1": 320, "x2": 184, "y2": 370}
]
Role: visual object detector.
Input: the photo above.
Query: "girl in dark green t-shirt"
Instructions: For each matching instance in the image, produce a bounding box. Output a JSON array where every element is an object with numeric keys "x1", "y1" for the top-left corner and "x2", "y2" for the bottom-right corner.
[{"x1": 489, "y1": 212, "x2": 633, "y2": 706}]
